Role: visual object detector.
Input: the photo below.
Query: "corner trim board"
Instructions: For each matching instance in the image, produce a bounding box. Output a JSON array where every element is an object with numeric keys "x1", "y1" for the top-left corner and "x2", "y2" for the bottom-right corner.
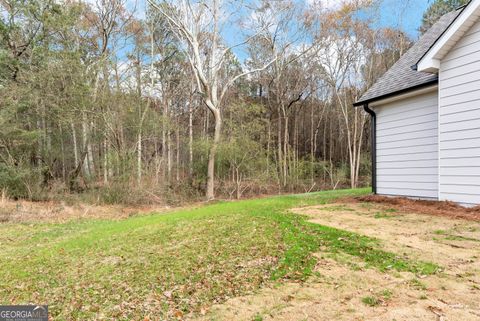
[{"x1": 363, "y1": 104, "x2": 377, "y2": 194}]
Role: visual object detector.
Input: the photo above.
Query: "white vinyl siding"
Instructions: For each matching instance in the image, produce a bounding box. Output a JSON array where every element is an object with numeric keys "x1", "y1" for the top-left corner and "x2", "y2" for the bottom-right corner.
[
  {"x1": 374, "y1": 90, "x2": 439, "y2": 199},
  {"x1": 439, "y1": 18, "x2": 480, "y2": 206}
]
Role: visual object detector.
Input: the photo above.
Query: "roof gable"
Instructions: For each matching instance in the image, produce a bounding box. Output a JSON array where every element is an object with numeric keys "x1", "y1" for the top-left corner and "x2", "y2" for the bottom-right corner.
[
  {"x1": 354, "y1": 8, "x2": 463, "y2": 106},
  {"x1": 417, "y1": 0, "x2": 480, "y2": 73}
]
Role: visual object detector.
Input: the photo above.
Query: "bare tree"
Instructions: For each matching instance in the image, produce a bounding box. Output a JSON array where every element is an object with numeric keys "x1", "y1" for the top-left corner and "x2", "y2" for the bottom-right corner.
[
  {"x1": 247, "y1": 0, "x2": 314, "y2": 189},
  {"x1": 313, "y1": 2, "x2": 372, "y2": 188},
  {"x1": 147, "y1": 0, "x2": 277, "y2": 200}
]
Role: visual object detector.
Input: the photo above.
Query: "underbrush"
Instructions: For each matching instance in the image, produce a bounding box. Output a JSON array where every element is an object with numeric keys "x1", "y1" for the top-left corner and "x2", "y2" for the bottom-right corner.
[
  {"x1": 43, "y1": 178, "x2": 204, "y2": 206},
  {"x1": 0, "y1": 162, "x2": 370, "y2": 206}
]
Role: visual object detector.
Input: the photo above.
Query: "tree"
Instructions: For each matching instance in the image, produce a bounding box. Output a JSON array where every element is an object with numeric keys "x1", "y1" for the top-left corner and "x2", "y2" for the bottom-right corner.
[
  {"x1": 313, "y1": 1, "x2": 374, "y2": 189},
  {"x1": 420, "y1": 0, "x2": 469, "y2": 34},
  {"x1": 246, "y1": 0, "x2": 313, "y2": 190},
  {"x1": 147, "y1": 0, "x2": 277, "y2": 200},
  {"x1": 219, "y1": 103, "x2": 268, "y2": 199}
]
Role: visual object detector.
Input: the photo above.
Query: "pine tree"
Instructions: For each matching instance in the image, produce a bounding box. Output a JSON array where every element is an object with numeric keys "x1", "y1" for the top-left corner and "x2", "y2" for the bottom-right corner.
[{"x1": 420, "y1": 0, "x2": 470, "y2": 34}]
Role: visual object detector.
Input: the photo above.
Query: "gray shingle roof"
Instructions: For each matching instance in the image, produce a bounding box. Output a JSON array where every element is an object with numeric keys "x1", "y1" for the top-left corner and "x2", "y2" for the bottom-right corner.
[{"x1": 354, "y1": 8, "x2": 463, "y2": 106}]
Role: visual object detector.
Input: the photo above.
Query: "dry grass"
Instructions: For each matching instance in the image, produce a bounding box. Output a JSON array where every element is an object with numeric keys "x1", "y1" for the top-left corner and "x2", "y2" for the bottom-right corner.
[{"x1": 0, "y1": 198, "x2": 173, "y2": 223}]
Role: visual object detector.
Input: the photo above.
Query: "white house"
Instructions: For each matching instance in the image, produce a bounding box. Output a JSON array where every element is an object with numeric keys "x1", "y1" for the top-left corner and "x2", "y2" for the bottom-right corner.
[{"x1": 354, "y1": 0, "x2": 480, "y2": 206}]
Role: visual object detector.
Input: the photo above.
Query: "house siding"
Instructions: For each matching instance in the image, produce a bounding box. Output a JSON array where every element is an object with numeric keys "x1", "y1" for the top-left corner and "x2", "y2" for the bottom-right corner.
[
  {"x1": 373, "y1": 90, "x2": 439, "y2": 199},
  {"x1": 439, "y1": 18, "x2": 480, "y2": 206}
]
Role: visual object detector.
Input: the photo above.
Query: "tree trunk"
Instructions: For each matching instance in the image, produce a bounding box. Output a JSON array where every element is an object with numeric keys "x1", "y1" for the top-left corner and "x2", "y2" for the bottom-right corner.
[
  {"x1": 136, "y1": 51, "x2": 143, "y2": 186},
  {"x1": 162, "y1": 101, "x2": 168, "y2": 180},
  {"x1": 137, "y1": 132, "x2": 142, "y2": 185},
  {"x1": 206, "y1": 108, "x2": 222, "y2": 200},
  {"x1": 60, "y1": 126, "x2": 66, "y2": 182},
  {"x1": 104, "y1": 137, "x2": 108, "y2": 184},
  {"x1": 188, "y1": 98, "x2": 193, "y2": 177},
  {"x1": 310, "y1": 104, "x2": 314, "y2": 182},
  {"x1": 277, "y1": 113, "x2": 283, "y2": 189},
  {"x1": 167, "y1": 127, "x2": 172, "y2": 182},
  {"x1": 283, "y1": 113, "x2": 288, "y2": 188},
  {"x1": 87, "y1": 121, "x2": 95, "y2": 178},
  {"x1": 267, "y1": 119, "x2": 271, "y2": 176},
  {"x1": 81, "y1": 115, "x2": 90, "y2": 177},
  {"x1": 176, "y1": 119, "x2": 180, "y2": 182},
  {"x1": 71, "y1": 122, "x2": 79, "y2": 169},
  {"x1": 235, "y1": 167, "x2": 241, "y2": 200}
]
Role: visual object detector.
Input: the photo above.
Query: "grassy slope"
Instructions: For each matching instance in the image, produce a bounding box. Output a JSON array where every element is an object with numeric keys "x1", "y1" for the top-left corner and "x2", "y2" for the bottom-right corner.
[{"x1": 0, "y1": 188, "x2": 437, "y2": 320}]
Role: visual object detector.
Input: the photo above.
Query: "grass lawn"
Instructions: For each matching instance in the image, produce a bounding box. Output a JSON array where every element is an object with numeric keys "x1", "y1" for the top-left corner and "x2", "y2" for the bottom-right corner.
[{"x1": 0, "y1": 188, "x2": 438, "y2": 320}]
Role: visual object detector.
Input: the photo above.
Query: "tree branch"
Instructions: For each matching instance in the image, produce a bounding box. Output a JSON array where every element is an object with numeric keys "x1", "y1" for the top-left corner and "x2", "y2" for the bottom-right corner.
[{"x1": 220, "y1": 56, "x2": 278, "y2": 103}]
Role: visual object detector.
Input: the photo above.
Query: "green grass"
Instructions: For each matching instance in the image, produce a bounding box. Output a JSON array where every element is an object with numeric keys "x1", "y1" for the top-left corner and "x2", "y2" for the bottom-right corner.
[
  {"x1": 380, "y1": 289, "x2": 393, "y2": 300},
  {"x1": 374, "y1": 212, "x2": 392, "y2": 219},
  {"x1": 253, "y1": 313, "x2": 264, "y2": 321},
  {"x1": 374, "y1": 208, "x2": 398, "y2": 219},
  {"x1": 408, "y1": 278, "x2": 427, "y2": 290},
  {"x1": 433, "y1": 229, "x2": 480, "y2": 242},
  {"x1": 361, "y1": 289, "x2": 393, "y2": 307},
  {"x1": 444, "y1": 235, "x2": 480, "y2": 242},
  {"x1": 361, "y1": 296, "x2": 380, "y2": 307},
  {"x1": 0, "y1": 188, "x2": 438, "y2": 320}
]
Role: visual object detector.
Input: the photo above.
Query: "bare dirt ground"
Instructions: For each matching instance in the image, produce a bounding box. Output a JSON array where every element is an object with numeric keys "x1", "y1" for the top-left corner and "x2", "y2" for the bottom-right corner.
[{"x1": 199, "y1": 202, "x2": 480, "y2": 321}]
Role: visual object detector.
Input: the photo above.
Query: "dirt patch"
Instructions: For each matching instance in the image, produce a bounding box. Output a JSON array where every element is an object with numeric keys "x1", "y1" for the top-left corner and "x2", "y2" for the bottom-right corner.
[
  {"x1": 342, "y1": 195, "x2": 480, "y2": 221},
  {"x1": 196, "y1": 203, "x2": 480, "y2": 321},
  {"x1": 197, "y1": 259, "x2": 480, "y2": 321},
  {"x1": 298, "y1": 203, "x2": 480, "y2": 278}
]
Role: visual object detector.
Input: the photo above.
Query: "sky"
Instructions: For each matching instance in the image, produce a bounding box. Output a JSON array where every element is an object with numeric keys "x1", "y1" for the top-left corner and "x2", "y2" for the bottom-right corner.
[
  {"x1": 132, "y1": 0, "x2": 432, "y2": 38},
  {"x1": 314, "y1": 0, "x2": 432, "y2": 38},
  {"x1": 106, "y1": 0, "x2": 434, "y2": 71},
  {"x1": 372, "y1": 0, "x2": 431, "y2": 38},
  {"x1": 228, "y1": 0, "x2": 433, "y2": 61}
]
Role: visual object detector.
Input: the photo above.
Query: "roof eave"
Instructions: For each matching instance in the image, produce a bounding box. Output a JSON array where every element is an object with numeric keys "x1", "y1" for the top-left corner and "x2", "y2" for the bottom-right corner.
[
  {"x1": 417, "y1": 0, "x2": 479, "y2": 73},
  {"x1": 353, "y1": 80, "x2": 438, "y2": 107}
]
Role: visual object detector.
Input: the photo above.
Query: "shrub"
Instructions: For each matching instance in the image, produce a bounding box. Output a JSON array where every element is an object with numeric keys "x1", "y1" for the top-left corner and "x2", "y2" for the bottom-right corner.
[{"x1": 0, "y1": 163, "x2": 43, "y2": 200}]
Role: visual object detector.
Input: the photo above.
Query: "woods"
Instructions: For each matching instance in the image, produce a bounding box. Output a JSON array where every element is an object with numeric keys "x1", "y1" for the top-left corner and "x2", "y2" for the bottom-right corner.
[{"x1": 0, "y1": 0, "x2": 413, "y2": 203}]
